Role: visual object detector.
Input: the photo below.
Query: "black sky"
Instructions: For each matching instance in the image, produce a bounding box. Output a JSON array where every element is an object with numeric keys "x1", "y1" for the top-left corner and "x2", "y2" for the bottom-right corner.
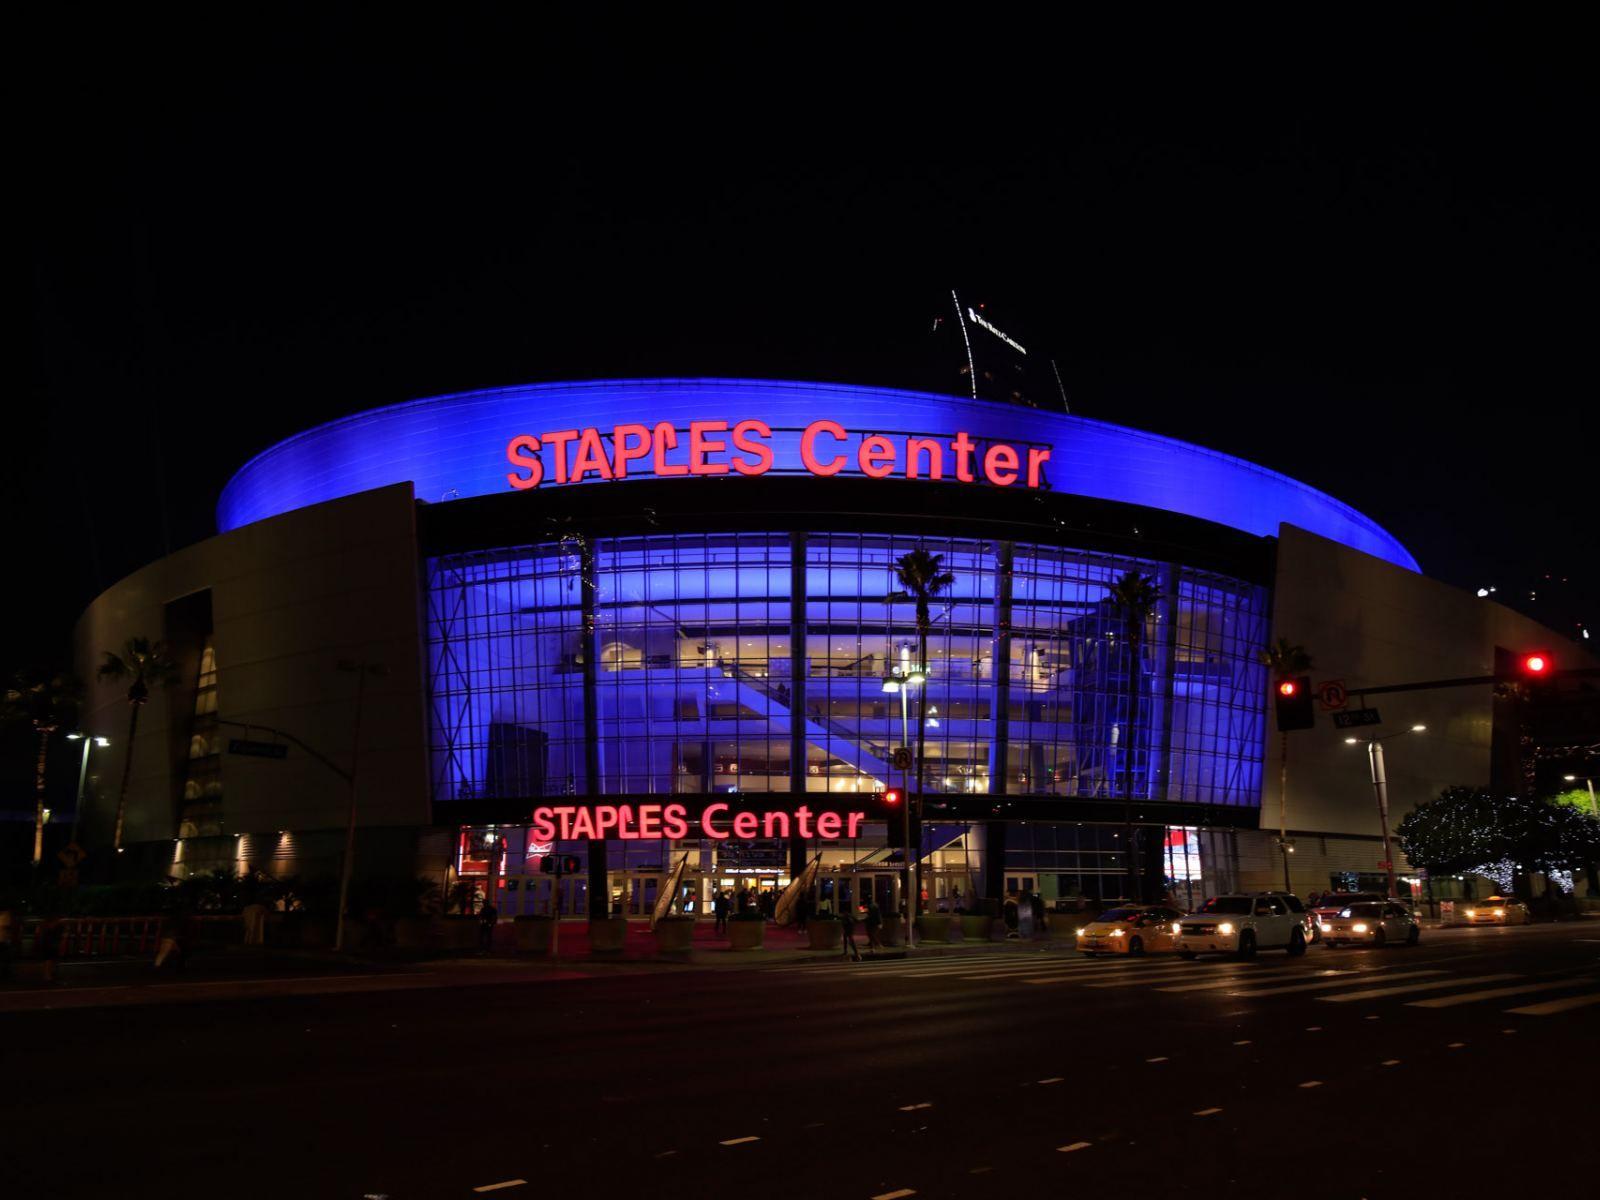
[{"x1": 17, "y1": 9, "x2": 1599, "y2": 677}]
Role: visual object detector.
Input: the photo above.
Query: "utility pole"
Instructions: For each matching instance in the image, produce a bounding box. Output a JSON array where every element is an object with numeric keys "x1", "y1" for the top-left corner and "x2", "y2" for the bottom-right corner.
[{"x1": 1367, "y1": 739, "x2": 1398, "y2": 901}]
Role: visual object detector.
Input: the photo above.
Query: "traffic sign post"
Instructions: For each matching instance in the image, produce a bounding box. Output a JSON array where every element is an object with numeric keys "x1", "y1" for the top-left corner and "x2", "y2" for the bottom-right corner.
[{"x1": 1316, "y1": 679, "x2": 1348, "y2": 710}]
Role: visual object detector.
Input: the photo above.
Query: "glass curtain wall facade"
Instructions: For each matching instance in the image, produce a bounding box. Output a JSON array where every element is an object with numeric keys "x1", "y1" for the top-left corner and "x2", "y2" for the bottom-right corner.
[{"x1": 426, "y1": 532, "x2": 1269, "y2": 811}]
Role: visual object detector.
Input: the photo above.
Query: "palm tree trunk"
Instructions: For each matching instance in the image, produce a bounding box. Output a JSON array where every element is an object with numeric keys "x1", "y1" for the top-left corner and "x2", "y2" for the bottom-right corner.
[
  {"x1": 112, "y1": 702, "x2": 143, "y2": 851},
  {"x1": 1123, "y1": 634, "x2": 1144, "y2": 900},
  {"x1": 31, "y1": 727, "x2": 50, "y2": 865}
]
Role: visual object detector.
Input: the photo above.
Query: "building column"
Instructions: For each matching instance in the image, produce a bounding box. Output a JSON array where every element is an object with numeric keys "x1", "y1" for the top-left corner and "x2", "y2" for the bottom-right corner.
[
  {"x1": 788, "y1": 532, "x2": 809, "y2": 879},
  {"x1": 984, "y1": 541, "x2": 1014, "y2": 908},
  {"x1": 580, "y1": 540, "x2": 608, "y2": 918}
]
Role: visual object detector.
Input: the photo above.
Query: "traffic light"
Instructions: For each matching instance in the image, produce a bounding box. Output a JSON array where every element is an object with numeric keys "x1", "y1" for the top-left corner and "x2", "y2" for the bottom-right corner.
[
  {"x1": 1273, "y1": 675, "x2": 1315, "y2": 732},
  {"x1": 538, "y1": 854, "x2": 555, "y2": 874},
  {"x1": 562, "y1": 855, "x2": 582, "y2": 875},
  {"x1": 881, "y1": 788, "x2": 902, "y2": 808},
  {"x1": 1519, "y1": 652, "x2": 1552, "y2": 676}
]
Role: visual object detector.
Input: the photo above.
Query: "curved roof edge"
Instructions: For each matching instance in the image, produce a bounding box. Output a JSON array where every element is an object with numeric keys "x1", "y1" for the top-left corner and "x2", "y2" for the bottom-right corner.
[{"x1": 217, "y1": 377, "x2": 1420, "y2": 573}]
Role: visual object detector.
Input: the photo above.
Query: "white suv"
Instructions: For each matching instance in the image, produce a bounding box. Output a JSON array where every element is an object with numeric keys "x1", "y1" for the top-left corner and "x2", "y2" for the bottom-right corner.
[{"x1": 1177, "y1": 893, "x2": 1310, "y2": 959}]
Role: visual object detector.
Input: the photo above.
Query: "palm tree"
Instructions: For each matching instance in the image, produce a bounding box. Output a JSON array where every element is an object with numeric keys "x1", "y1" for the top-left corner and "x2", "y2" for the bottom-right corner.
[
  {"x1": 2, "y1": 669, "x2": 81, "y2": 865},
  {"x1": 891, "y1": 548, "x2": 955, "y2": 914},
  {"x1": 97, "y1": 637, "x2": 181, "y2": 852},
  {"x1": 1107, "y1": 571, "x2": 1163, "y2": 901},
  {"x1": 1259, "y1": 637, "x2": 1315, "y2": 892}
]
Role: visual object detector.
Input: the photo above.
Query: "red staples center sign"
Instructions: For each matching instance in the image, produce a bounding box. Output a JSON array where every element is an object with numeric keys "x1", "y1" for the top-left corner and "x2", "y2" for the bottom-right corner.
[
  {"x1": 529, "y1": 802, "x2": 867, "y2": 842},
  {"x1": 505, "y1": 420, "x2": 1052, "y2": 490}
]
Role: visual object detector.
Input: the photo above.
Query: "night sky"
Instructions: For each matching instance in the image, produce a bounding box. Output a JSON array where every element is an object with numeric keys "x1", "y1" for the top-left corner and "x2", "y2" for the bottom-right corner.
[{"x1": 17, "y1": 10, "x2": 1598, "y2": 683}]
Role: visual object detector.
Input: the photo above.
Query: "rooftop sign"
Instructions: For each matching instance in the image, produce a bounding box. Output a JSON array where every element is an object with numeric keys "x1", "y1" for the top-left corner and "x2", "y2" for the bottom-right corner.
[{"x1": 506, "y1": 419, "x2": 1052, "y2": 491}]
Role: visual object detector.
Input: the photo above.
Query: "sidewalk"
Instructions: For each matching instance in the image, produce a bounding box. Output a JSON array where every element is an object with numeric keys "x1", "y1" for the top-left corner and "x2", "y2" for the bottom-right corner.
[{"x1": 0, "y1": 921, "x2": 1075, "y2": 1012}]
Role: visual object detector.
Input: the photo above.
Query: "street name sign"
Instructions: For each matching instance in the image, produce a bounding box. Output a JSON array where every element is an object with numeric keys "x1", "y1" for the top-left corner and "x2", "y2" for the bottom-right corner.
[{"x1": 1332, "y1": 708, "x2": 1382, "y2": 729}]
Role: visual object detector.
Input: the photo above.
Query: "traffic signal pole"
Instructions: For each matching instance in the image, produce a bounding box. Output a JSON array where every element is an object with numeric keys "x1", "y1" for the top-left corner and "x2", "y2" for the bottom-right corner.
[{"x1": 1367, "y1": 739, "x2": 1398, "y2": 900}]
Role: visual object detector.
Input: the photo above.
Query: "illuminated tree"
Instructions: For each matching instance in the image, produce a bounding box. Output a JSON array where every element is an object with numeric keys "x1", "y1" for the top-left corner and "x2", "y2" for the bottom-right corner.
[{"x1": 97, "y1": 637, "x2": 181, "y2": 852}]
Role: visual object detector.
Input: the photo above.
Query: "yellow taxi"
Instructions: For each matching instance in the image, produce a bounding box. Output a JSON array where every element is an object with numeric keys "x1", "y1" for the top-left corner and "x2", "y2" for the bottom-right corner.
[
  {"x1": 1461, "y1": 896, "x2": 1530, "y2": 925},
  {"x1": 1075, "y1": 905, "x2": 1185, "y2": 956}
]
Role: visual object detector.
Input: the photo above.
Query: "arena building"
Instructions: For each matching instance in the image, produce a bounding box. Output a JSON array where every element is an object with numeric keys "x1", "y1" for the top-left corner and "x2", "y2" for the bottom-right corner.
[{"x1": 72, "y1": 378, "x2": 1588, "y2": 918}]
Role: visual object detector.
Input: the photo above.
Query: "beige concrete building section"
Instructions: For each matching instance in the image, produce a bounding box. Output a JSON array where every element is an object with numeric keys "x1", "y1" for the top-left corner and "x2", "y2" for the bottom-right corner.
[
  {"x1": 73, "y1": 484, "x2": 431, "y2": 850},
  {"x1": 1241, "y1": 524, "x2": 1598, "y2": 895}
]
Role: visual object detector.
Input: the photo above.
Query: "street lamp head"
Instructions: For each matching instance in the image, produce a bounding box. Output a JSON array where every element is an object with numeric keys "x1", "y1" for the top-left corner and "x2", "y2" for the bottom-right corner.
[
  {"x1": 66, "y1": 731, "x2": 83, "y2": 740},
  {"x1": 95, "y1": 737, "x2": 110, "y2": 747},
  {"x1": 1345, "y1": 737, "x2": 1360, "y2": 745},
  {"x1": 906, "y1": 670, "x2": 927, "y2": 686},
  {"x1": 881, "y1": 678, "x2": 901, "y2": 694},
  {"x1": 1565, "y1": 775, "x2": 1578, "y2": 782},
  {"x1": 1410, "y1": 724, "x2": 1427, "y2": 733}
]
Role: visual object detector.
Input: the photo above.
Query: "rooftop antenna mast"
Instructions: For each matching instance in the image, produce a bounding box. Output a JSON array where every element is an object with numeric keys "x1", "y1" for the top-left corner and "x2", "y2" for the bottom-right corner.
[
  {"x1": 951, "y1": 289, "x2": 978, "y2": 401},
  {"x1": 1051, "y1": 358, "x2": 1070, "y2": 414}
]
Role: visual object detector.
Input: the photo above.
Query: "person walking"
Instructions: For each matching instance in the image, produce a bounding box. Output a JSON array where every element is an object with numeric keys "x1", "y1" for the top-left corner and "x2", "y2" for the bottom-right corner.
[
  {"x1": 839, "y1": 902, "x2": 862, "y2": 962},
  {"x1": 864, "y1": 898, "x2": 882, "y2": 956},
  {"x1": 478, "y1": 901, "x2": 499, "y2": 953},
  {"x1": 713, "y1": 889, "x2": 729, "y2": 935}
]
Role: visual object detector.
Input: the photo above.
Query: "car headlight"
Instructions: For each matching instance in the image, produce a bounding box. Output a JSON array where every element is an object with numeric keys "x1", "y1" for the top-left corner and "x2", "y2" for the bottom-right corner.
[
  {"x1": 1077, "y1": 927, "x2": 1087, "y2": 936},
  {"x1": 1110, "y1": 929, "x2": 1125, "y2": 938},
  {"x1": 1217, "y1": 922, "x2": 1235, "y2": 936},
  {"x1": 1352, "y1": 923, "x2": 1368, "y2": 933},
  {"x1": 1464, "y1": 909, "x2": 1476, "y2": 918},
  {"x1": 1172, "y1": 923, "x2": 1182, "y2": 934}
]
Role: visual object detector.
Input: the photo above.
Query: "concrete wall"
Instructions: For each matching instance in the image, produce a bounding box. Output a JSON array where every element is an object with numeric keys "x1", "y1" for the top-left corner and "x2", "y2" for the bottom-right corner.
[
  {"x1": 1264, "y1": 524, "x2": 1596, "y2": 842},
  {"x1": 73, "y1": 484, "x2": 430, "y2": 856}
]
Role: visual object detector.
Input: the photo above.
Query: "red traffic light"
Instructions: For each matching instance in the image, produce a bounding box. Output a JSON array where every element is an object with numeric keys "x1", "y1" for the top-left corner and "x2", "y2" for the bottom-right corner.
[
  {"x1": 882, "y1": 788, "x2": 902, "y2": 807},
  {"x1": 1521, "y1": 653, "x2": 1551, "y2": 675},
  {"x1": 1277, "y1": 679, "x2": 1299, "y2": 698}
]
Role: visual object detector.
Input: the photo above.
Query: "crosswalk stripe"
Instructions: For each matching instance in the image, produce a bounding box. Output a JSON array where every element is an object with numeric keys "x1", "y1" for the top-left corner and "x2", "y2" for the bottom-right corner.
[
  {"x1": 1505, "y1": 990, "x2": 1600, "y2": 1016},
  {"x1": 898, "y1": 958, "x2": 1133, "y2": 979},
  {"x1": 1226, "y1": 970, "x2": 1445, "y2": 997},
  {"x1": 1318, "y1": 973, "x2": 1520, "y2": 1002},
  {"x1": 1157, "y1": 969, "x2": 1356, "y2": 992},
  {"x1": 1084, "y1": 968, "x2": 1262, "y2": 989},
  {"x1": 1407, "y1": 978, "x2": 1597, "y2": 1008},
  {"x1": 954, "y1": 959, "x2": 1201, "y2": 981}
]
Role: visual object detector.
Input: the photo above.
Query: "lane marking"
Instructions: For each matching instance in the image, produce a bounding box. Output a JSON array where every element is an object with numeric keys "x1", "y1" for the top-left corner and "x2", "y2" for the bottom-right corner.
[
  {"x1": 1382, "y1": 1059, "x2": 1401, "y2": 1066},
  {"x1": 1305, "y1": 1026, "x2": 1322, "y2": 1032},
  {"x1": 1232, "y1": 1039, "x2": 1251, "y2": 1045},
  {"x1": 1298, "y1": 1080, "x2": 1323, "y2": 1089},
  {"x1": 1318, "y1": 973, "x2": 1519, "y2": 1002},
  {"x1": 1157, "y1": 968, "x2": 1350, "y2": 992},
  {"x1": 1408, "y1": 979, "x2": 1597, "y2": 1008},
  {"x1": 1502, "y1": 1029, "x2": 1516, "y2": 1034},
  {"x1": 1057, "y1": 1141, "x2": 1093, "y2": 1153},
  {"x1": 1448, "y1": 1042, "x2": 1466, "y2": 1048},
  {"x1": 654, "y1": 1151, "x2": 677, "y2": 1158},
  {"x1": 1038, "y1": 1077, "x2": 1063, "y2": 1085},
  {"x1": 1145, "y1": 1056, "x2": 1168, "y2": 1063},
  {"x1": 1233, "y1": 970, "x2": 1445, "y2": 997},
  {"x1": 898, "y1": 1102, "x2": 934, "y2": 1111},
  {"x1": 473, "y1": 1182, "x2": 527, "y2": 1194},
  {"x1": 1193, "y1": 1107, "x2": 1223, "y2": 1116},
  {"x1": 871, "y1": 1190, "x2": 916, "y2": 1200},
  {"x1": 1506, "y1": 990, "x2": 1600, "y2": 1016},
  {"x1": 720, "y1": 1136, "x2": 760, "y2": 1146}
]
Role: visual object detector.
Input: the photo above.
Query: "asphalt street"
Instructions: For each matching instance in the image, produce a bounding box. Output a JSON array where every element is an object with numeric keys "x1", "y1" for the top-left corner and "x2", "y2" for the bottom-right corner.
[{"x1": 6, "y1": 923, "x2": 1599, "y2": 1199}]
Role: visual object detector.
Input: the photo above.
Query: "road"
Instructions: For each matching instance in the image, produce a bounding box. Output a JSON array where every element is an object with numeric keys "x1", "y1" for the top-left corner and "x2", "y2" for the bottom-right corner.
[{"x1": 6, "y1": 923, "x2": 1599, "y2": 1199}]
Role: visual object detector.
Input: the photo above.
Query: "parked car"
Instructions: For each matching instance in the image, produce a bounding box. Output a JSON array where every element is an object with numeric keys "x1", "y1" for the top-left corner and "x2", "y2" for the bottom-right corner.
[
  {"x1": 1308, "y1": 892, "x2": 1386, "y2": 941},
  {"x1": 1461, "y1": 896, "x2": 1530, "y2": 925},
  {"x1": 1321, "y1": 900, "x2": 1420, "y2": 947},
  {"x1": 1176, "y1": 893, "x2": 1309, "y2": 959},
  {"x1": 1075, "y1": 905, "x2": 1186, "y2": 956}
]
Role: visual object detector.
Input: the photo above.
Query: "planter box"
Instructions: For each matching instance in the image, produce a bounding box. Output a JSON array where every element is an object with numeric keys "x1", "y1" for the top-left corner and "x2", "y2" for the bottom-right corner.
[
  {"x1": 432, "y1": 917, "x2": 480, "y2": 951},
  {"x1": 392, "y1": 917, "x2": 435, "y2": 949},
  {"x1": 807, "y1": 921, "x2": 842, "y2": 950},
  {"x1": 878, "y1": 914, "x2": 906, "y2": 946},
  {"x1": 513, "y1": 917, "x2": 554, "y2": 953},
  {"x1": 961, "y1": 915, "x2": 999, "y2": 942},
  {"x1": 652, "y1": 919, "x2": 695, "y2": 954},
  {"x1": 727, "y1": 920, "x2": 766, "y2": 951},
  {"x1": 588, "y1": 917, "x2": 629, "y2": 954},
  {"x1": 916, "y1": 914, "x2": 954, "y2": 943}
]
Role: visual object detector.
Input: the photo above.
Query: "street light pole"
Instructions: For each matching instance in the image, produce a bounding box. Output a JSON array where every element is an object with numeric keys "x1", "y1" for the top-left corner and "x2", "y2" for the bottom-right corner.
[
  {"x1": 66, "y1": 733, "x2": 110, "y2": 848},
  {"x1": 334, "y1": 659, "x2": 386, "y2": 953},
  {"x1": 1367, "y1": 739, "x2": 1398, "y2": 901}
]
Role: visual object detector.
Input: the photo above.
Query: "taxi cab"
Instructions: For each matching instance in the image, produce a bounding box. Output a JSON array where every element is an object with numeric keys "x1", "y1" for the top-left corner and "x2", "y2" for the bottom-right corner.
[
  {"x1": 1075, "y1": 905, "x2": 1185, "y2": 956},
  {"x1": 1461, "y1": 896, "x2": 1530, "y2": 925}
]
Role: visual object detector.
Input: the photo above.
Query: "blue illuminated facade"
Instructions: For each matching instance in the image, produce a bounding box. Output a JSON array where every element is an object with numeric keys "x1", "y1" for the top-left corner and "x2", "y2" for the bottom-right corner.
[{"x1": 219, "y1": 378, "x2": 1419, "y2": 572}]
